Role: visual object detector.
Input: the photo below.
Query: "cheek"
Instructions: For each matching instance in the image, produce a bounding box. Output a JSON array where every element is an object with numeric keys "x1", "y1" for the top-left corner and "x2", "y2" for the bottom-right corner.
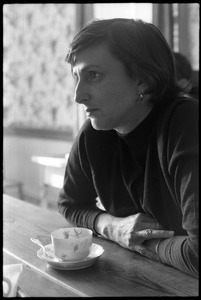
[
  {"x1": 92, "y1": 84, "x2": 117, "y2": 107},
  {"x1": 107, "y1": 86, "x2": 135, "y2": 108},
  {"x1": 99, "y1": 82, "x2": 125, "y2": 104},
  {"x1": 94, "y1": 78, "x2": 137, "y2": 108}
]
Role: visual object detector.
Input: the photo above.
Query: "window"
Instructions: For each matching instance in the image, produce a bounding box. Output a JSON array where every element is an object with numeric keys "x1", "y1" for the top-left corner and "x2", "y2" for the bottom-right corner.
[{"x1": 93, "y1": 3, "x2": 153, "y2": 22}]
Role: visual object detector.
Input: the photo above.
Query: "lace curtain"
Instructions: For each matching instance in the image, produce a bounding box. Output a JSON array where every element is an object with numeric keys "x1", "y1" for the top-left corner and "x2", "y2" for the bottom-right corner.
[{"x1": 3, "y1": 4, "x2": 77, "y2": 136}]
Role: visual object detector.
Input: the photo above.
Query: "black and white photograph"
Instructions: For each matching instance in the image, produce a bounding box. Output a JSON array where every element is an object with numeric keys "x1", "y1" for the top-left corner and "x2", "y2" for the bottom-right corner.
[{"x1": 3, "y1": 3, "x2": 199, "y2": 297}]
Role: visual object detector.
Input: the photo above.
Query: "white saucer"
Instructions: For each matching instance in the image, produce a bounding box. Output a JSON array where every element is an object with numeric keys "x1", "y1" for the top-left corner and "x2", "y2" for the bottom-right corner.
[{"x1": 37, "y1": 243, "x2": 104, "y2": 270}]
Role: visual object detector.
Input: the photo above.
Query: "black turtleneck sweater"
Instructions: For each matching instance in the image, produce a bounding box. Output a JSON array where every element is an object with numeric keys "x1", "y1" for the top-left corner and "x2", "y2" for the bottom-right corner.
[{"x1": 58, "y1": 97, "x2": 198, "y2": 278}]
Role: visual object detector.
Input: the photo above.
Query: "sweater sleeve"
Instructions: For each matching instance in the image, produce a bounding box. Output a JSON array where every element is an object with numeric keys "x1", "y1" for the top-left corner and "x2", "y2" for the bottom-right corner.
[
  {"x1": 58, "y1": 121, "x2": 103, "y2": 233},
  {"x1": 157, "y1": 99, "x2": 198, "y2": 278}
]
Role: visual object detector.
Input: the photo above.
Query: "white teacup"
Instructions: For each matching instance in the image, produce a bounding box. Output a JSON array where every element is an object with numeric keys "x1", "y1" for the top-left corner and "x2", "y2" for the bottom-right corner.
[{"x1": 51, "y1": 227, "x2": 93, "y2": 261}]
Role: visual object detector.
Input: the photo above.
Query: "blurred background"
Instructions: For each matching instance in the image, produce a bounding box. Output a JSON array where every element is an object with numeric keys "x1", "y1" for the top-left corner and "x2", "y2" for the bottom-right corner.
[{"x1": 3, "y1": 3, "x2": 199, "y2": 210}]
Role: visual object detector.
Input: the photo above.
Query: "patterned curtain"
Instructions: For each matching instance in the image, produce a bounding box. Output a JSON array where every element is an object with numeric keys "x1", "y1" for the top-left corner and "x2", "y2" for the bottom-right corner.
[{"x1": 3, "y1": 4, "x2": 77, "y2": 134}]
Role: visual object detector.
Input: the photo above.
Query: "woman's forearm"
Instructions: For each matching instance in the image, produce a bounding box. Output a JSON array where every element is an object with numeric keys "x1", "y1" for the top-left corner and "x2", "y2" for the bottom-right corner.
[
  {"x1": 157, "y1": 236, "x2": 198, "y2": 278},
  {"x1": 96, "y1": 213, "x2": 198, "y2": 277},
  {"x1": 94, "y1": 212, "x2": 174, "y2": 252}
]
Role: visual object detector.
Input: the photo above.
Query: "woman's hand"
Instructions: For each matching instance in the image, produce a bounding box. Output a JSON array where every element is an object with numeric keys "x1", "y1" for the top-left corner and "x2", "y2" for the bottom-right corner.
[
  {"x1": 141, "y1": 238, "x2": 163, "y2": 261},
  {"x1": 94, "y1": 212, "x2": 174, "y2": 260}
]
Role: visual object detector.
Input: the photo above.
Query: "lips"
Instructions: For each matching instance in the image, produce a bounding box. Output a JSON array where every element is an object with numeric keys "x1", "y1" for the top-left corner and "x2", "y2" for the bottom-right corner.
[{"x1": 85, "y1": 108, "x2": 98, "y2": 113}]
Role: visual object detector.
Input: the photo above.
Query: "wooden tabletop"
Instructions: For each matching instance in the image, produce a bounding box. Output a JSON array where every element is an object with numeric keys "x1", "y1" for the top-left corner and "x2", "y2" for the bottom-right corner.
[{"x1": 3, "y1": 194, "x2": 198, "y2": 297}]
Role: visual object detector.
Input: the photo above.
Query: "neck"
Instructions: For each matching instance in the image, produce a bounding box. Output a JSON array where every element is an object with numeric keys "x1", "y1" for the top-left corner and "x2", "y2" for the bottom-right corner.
[{"x1": 115, "y1": 103, "x2": 154, "y2": 135}]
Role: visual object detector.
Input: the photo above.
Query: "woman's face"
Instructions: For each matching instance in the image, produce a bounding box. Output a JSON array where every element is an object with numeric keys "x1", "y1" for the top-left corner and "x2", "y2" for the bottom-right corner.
[{"x1": 72, "y1": 43, "x2": 152, "y2": 134}]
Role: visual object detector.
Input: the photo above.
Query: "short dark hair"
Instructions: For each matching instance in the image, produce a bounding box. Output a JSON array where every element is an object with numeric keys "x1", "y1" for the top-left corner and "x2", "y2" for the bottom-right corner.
[
  {"x1": 66, "y1": 18, "x2": 183, "y2": 103},
  {"x1": 174, "y1": 52, "x2": 192, "y2": 81}
]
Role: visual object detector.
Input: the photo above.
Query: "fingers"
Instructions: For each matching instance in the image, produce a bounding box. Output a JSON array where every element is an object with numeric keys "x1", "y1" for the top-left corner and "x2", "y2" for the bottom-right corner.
[
  {"x1": 139, "y1": 228, "x2": 174, "y2": 240},
  {"x1": 140, "y1": 222, "x2": 163, "y2": 230},
  {"x1": 128, "y1": 229, "x2": 174, "y2": 250}
]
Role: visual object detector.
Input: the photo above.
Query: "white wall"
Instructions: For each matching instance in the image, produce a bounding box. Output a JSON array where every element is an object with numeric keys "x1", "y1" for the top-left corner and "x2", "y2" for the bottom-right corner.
[{"x1": 3, "y1": 135, "x2": 73, "y2": 205}]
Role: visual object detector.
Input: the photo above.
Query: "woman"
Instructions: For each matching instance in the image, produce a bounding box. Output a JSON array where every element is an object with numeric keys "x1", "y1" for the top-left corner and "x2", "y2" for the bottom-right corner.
[{"x1": 58, "y1": 18, "x2": 198, "y2": 277}]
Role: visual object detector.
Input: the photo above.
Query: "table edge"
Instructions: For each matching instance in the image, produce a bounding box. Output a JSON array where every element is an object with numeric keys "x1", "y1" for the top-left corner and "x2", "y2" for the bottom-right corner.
[{"x1": 3, "y1": 248, "x2": 88, "y2": 297}]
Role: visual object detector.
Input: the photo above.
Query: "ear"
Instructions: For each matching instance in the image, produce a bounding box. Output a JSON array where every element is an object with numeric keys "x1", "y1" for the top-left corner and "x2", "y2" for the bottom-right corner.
[{"x1": 137, "y1": 79, "x2": 148, "y2": 95}]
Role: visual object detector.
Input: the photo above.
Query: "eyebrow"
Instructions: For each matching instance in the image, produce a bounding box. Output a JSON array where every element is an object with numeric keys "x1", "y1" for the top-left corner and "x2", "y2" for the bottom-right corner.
[{"x1": 72, "y1": 64, "x2": 101, "y2": 76}]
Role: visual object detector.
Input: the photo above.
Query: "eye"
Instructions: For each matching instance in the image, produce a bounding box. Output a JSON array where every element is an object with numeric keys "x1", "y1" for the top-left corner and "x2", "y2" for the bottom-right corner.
[{"x1": 88, "y1": 71, "x2": 101, "y2": 81}]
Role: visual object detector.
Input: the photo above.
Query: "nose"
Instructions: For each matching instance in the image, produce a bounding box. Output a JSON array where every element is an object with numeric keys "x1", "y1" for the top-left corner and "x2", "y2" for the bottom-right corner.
[{"x1": 74, "y1": 80, "x2": 89, "y2": 104}]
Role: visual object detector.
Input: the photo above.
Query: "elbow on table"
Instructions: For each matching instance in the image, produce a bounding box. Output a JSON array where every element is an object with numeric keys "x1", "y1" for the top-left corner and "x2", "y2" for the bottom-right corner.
[
  {"x1": 57, "y1": 191, "x2": 69, "y2": 217},
  {"x1": 183, "y1": 236, "x2": 199, "y2": 278}
]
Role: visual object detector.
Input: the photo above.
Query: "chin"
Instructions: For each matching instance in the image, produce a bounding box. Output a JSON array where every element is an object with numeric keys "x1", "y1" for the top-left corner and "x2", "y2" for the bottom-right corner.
[{"x1": 90, "y1": 119, "x2": 112, "y2": 131}]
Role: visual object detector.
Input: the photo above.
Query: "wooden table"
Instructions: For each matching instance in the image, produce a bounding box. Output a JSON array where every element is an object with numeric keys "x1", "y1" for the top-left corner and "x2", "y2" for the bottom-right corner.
[{"x1": 3, "y1": 194, "x2": 198, "y2": 297}]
